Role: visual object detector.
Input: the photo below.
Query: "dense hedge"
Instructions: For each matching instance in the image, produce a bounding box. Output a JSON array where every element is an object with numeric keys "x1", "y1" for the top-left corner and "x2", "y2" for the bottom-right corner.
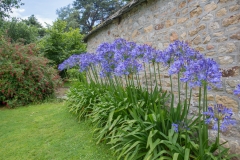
[{"x1": 0, "y1": 37, "x2": 62, "y2": 107}]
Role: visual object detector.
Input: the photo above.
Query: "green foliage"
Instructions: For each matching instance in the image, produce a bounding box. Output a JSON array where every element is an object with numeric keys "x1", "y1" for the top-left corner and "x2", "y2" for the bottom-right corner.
[
  {"x1": 1, "y1": 18, "x2": 39, "y2": 44},
  {"x1": 22, "y1": 14, "x2": 42, "y2": 28},
  {"x1": 22, "y1": 15, "x2": 46, "y2": 37},
  {"x1": 38, "y1": 20, "x2": 86, "y2": 67},
  {"x1": 67, "y1": 82, "x2": 105, "y2": 120},
  {"x1": 0, "y1": 36, "x2": 62, "y2": 107},
  {"x1": 0, "y1": 0, "x2": 24, "y2": 18},
  {"x1": 57, "y1": 1, "x2": 130, "y2": 33},
  {"x1": 56, "y1": 4, "x2": 80, "y2": 30},
  {"x1": 66, "y1": 67, "x2": 86, "y2": 82},
  {"x1": 66, "y1": 76, "x2": 238, "y2": 159}
]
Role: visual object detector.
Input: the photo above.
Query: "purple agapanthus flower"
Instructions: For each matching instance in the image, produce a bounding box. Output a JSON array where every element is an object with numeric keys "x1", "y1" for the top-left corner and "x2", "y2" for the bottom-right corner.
[
  {"x1": 172, "y1": 121, "x2": 189, "y2": 133},
  {"x1": 172, "y1": 123, "x2": 179, "y2": 133},
  {"x1": 233, "y1": 84, "x2": 240, "y2": 98},
  {"x1": 108, "y1": 38, "x2": 143, "y2": 76},
  {"x1": 96, "y1": 42, "x2": 118, "y2": 77},
  {"x1": 114, "y1": 59, "x2": 142, "y2": 76},
  {"x1": 203, "y1": 104, "x2": 236, "y2": 132},
  {"x1": 132, "y1": 44, "x2": 158, "y2": 62},
  {"x1": 58, "y1": 54, "x2": 82, "y2": 71},
  {"x1": 181, "y1": 58, "x2": 222, "y2": 89},
  {"x1": 160, "y1": 40, "x2": 204, "y2": 75},
  {"x1": 113, "y1": 39, "x2": 136, "y2": 62},
  {"x1": 79, "y1": 53, "x2": 98, "y2": 72},
  {"x1": 168, "y1": 58, "x2": 184, "y2": 75}
]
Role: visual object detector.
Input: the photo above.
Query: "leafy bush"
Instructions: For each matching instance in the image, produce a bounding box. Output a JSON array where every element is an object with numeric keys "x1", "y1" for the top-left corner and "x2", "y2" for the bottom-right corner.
[
  {"x1": 0, "y1": 36, "x2": 62, "y2": 107},
  {"x1": 67, "y1": 82, "x2": 105, "y2": 120},
  {"x1": 1, "y1": 18, "x2": 39, "y2": 44},
  {"x1": 63, "y1": 39, "x2": 239, "y2": 159},
  {"x1": 38, "y1": 20, "x2": 86, "y2": 67}
]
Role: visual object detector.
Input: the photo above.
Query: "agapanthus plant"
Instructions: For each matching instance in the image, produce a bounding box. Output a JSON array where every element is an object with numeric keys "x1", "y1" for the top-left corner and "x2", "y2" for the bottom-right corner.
[
  {"x1": 203, "y1": 104, "x2": 236, "y2": 132},
  {"x1": 59, "y1": 38, "x2": 240, "y2": 159}
]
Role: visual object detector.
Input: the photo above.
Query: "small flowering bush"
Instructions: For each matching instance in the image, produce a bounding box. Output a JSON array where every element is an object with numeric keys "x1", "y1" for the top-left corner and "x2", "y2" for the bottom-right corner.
[
  {"x1": 0, "y1": 36, "x2": 62, "y2": 107},
  {"x1": 62, "y1": 38, "x2": 239, "y2": 159}
]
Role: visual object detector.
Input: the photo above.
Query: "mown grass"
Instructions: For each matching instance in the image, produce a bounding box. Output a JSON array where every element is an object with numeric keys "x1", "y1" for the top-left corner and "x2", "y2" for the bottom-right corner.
[{"x1": 0, "y1": 102, "x2": 115, "y2": 160}]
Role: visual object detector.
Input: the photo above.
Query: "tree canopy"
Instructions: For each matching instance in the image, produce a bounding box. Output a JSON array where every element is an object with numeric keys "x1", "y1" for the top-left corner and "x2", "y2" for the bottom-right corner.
[
  {"x1": 0, "y1": 0, "x2": 24, "y2": 19},
  {"x1": 38, "y1": 20, "x2": 86, "y2": 67},
  {"x1": 57, "y1": 0, "x2": 130, "y2": 34},
  {"x1": 22, "y1": 15, "x2": 42, "y2": 28},
  {"x1": 1, "y1": 17, "x2": 38, "y2": 44},
  {"x1": 56, "y1": 5, "x2": 80, "y2": 30}
]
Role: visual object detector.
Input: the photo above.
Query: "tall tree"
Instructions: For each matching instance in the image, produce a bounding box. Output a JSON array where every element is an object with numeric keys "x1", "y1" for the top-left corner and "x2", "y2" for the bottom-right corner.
[
  {"x1": 22, "y1": 15, "x2": 46, "y2": 37},
  {"x1": 56, "y1": 5, "x2": 80, "y2": 30},
  {"x1": 23, "y1": 15, "x2": 42, "y2": 28},
  {"x1": 0, "y1": 0, "x2": 24, "y2": 19},
  {"x1": 72, "y1": 0, "x2": 127, "y2": 33}
]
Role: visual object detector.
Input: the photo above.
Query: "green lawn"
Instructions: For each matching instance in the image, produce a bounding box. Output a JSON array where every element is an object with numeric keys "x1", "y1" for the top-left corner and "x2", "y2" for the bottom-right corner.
[{"x1": 0, "y1": 102, "x2": 115, "y2": 160}]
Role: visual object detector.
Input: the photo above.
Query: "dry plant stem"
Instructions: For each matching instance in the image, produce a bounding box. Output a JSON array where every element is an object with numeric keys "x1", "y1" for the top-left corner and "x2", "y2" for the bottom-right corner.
[
  {"x1": 90, "y1": 66, "x2": 100, "y2": 84},
  {"x1": 86, "y1": 71, "x2": 94, "y2": 85},
  {"x1": 136, "y1": 73, "x2": 142, "y2": 91}
]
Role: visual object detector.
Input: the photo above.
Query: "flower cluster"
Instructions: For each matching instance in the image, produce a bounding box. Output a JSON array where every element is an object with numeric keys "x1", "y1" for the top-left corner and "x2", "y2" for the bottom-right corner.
[
  {"x1": 96, "y1": 42, "x2": 117, "y2": 77},
  {"x1": 79, "y1": 53, "x2": 97, "y2": 72},
  {"x1": 203, "y1": 104, "x2": 236, "y2": 132},
  {"x1": 111, "y1": 39, "x2": 143, "y2": 76},
  {"x1": 181, "y1": 58, "x2": 222, "y2": 89},
  {"x1": 58, "y1": 54, "x2": 82, "y2": 71},
  {"x1": 234, "y1": 84, "x2": 240, "y2": 98},
  {"x1": 58, "y1": 38, "x2": 222, "y2": 89}
]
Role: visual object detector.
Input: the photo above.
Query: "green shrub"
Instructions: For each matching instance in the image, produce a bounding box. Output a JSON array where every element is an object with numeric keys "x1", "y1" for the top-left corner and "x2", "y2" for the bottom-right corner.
[
  {"x1": 1, "y1": 18, "x2": 39, "y2": 44},
  {"x1": 38, "y1": 20, "x2": 86, "y2": 67},
  {"x1": 67, "y1": 81, "x2": 105, "y2": 120},
  {"x1": 0, "y1": 36, "x2": 62, "y2": 107}
]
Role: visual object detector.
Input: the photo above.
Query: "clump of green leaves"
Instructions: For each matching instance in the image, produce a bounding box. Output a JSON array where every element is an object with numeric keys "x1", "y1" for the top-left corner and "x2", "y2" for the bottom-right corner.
[
  {"x1": 0, "y1": 36, "x2": 62, "y2": 107},
  {"x1": 38, "y1": 20, "x2": 86, "y2": 68},
  {"x1": 67, "y1": 82, "x2": 105, "y2": 120},
  {"x1": 1, "y1": 17, "x2": 39, "y2": 44}
]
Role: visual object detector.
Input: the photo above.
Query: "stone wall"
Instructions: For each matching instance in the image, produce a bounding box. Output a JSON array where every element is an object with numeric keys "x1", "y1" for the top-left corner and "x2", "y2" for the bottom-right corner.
[{"x1": 86, "y1": 0, "x2": 240, "y2": 156}]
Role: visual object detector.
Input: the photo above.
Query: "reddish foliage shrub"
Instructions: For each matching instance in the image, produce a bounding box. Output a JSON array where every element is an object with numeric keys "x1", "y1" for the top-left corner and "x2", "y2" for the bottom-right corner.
[{"x1": 0, "y1": 36, "x2": 62, "y2": 107}]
